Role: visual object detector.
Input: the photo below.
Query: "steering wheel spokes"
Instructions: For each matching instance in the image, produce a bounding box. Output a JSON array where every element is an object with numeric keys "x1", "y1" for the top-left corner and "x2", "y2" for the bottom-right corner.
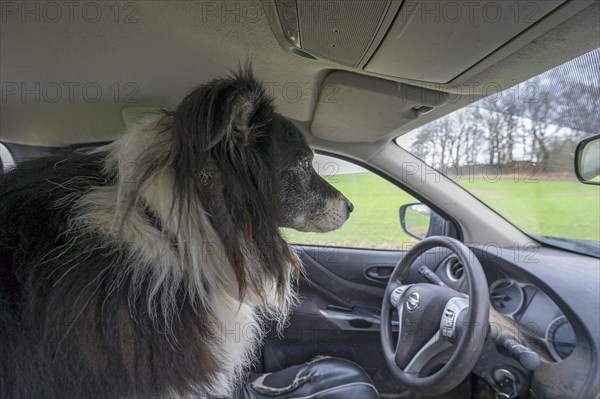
[
  {"x1": 389, "y1": 285, "x2": 411, "y2": 308},
  {"x1": 381, "y1": 236, "x2": 490, "y2": 395},
  {"x1": 390, "y1": 283, "x2": 466, "y2": 372},
  {"x1": 440, "y1": 297, "x2": 469, "y2": 340},
  {"x1": 402, "y1": 296, "x2": 469, "y2": 373},
  {"x1": 403, "y1": 329, "x2": 452, "y2": 374}
]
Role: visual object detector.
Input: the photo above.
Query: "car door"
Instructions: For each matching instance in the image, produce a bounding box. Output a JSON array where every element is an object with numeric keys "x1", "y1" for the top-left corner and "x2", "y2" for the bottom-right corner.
[{"x1": 260, "y1": 153, "x2": 456, "y2": 392}]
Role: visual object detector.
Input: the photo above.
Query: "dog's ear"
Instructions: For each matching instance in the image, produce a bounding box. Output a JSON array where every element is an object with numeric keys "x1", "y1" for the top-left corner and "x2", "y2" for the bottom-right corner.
[
  {"x1": 172, "y1": 67, "x2": 274, "y2": 153},
  {"x1": 230, "y1": 94, "x2": 266, "y2": 146}
]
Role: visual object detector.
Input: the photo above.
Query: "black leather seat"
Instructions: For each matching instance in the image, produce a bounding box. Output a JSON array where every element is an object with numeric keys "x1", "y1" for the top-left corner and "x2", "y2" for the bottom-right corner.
[{"x1": 241, "y1": 356, "x2": 379, "y2": 399}]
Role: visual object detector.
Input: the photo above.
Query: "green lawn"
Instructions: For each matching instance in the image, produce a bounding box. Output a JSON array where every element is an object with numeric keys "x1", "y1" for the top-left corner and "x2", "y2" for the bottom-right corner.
[
  {"x1": 459, "y1": 178, "x2": 600, "y2": 241},
  {"x1": 282, "y1": 173, "x2": 600, "y2": 249},
  {"x1": 282, "y1": 173, "x2": 421, "y2": 249}
]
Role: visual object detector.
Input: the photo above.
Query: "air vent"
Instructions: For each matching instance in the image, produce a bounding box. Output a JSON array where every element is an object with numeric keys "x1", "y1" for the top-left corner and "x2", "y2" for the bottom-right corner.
[{"x1": 445, "y1": 257, "x2": 464, "y2": 281}]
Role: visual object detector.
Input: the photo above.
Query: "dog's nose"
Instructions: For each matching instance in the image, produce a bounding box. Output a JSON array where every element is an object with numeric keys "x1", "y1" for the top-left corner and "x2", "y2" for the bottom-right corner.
[{"x1": 346, "y1": 200, "x2": 354, "y2": 213}]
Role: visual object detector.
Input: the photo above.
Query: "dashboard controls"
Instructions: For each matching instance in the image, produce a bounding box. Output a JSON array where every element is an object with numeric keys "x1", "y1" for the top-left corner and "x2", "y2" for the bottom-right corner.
[
  {"x1": 492, "y1": 368, "x2": 519, "y2": 399},
  {"x1": 440, "y1": 297, "x2": 469, "y2": 339},
  {"x1": 546, "y1": 316, "x2": 576, "y2": 361},
  {"x1": 418, "y1": 265, "x2": 446, "y2": 286},
  {"x1": 390, "y1": 285, "x2": 410, "y2": 308},
  {"x1": 490, "y1": 279, "x2": 524, "y2": 316},
  {"x1": 496, "y1": 334, "x2": 541, "y2": 371}
]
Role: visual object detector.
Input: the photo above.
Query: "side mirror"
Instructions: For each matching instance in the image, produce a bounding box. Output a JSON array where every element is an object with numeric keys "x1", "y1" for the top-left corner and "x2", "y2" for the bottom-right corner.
[
  {"x1": 399, "y1": 203, "x2": 431, "y2": 240},
  {"x1": 400, "y1": 203, "x2": 434, "y2": 240},
  {"x1": 575, "y1": 134, "x2": 600, "y2": 185},
  {"x1": 399, "y1": 203, "x2": 458, "y2": 240}
]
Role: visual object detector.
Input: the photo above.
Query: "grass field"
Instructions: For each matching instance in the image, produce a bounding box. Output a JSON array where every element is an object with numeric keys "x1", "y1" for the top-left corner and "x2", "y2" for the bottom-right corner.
[
  {"x1": 282, "y1": 173, "x2": 419, "y2": 249},
  {"x1": 282, "y1": 172, "x2": 600, "y2": 249},
  {"x1": 460, "y1": 178, "x2": 600, "y2": 240}
]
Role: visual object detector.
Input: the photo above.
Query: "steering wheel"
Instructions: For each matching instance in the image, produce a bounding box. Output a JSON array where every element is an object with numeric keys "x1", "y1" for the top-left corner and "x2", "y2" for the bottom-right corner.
[{"x1": 380, "y1": 236, "x2": 490, "y2": 395}]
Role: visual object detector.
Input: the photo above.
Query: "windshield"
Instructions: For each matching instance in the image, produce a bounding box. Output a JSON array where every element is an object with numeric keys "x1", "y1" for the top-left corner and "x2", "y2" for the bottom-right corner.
[{"x1": 396, "y1": 48, "x2": 600, "y2": 257}]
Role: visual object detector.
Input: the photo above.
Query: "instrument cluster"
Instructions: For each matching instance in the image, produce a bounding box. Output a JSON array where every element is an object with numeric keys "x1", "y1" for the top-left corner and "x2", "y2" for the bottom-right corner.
[{"x1": 489, "y1": 278, "x2": 576, "y2": 362}]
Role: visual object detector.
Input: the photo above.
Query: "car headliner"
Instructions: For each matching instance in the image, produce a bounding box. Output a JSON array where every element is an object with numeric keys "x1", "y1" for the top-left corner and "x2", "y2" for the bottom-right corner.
[
  {"x1": 1, "y1": 1, "x2": 598, "y2": 147},
  {"x1": 1, "y1": 1, "x2": 598, "y2": 247}
]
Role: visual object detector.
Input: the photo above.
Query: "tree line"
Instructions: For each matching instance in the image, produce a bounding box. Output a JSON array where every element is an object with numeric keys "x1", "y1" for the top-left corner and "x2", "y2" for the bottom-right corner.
[{"x1": 406, "y1": 49, "x2": 600, "y2": 175}]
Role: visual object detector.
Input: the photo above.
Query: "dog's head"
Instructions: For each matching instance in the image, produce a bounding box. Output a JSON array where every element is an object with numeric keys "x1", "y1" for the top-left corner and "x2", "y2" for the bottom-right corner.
[
  {"x1": 269, "y1": 115, "x2": 354, "y2": 232},
  {"x1": 170, "y1": 68, "x2": 353, "y2": 234},
  {"x1": 165, "y1": 67, "x2": 353, "y2": 303}
]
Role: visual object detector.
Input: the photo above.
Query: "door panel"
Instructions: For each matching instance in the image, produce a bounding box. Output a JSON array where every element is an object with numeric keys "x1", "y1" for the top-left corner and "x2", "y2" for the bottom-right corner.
[
  {"x1": 297, "y1": 245, "x2": 399, "y2": 306},
  {"x1": 262, "y1": 245, "x2": 409, "y2": 394}
]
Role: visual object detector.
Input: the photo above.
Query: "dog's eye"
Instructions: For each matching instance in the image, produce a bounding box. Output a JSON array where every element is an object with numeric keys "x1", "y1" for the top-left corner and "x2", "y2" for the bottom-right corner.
[{"x1": 300, "y1": 159, "x2": 310, "y2": 171}]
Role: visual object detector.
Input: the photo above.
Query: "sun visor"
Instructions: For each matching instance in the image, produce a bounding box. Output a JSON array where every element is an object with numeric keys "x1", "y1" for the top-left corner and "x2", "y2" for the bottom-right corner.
[
  {"x1": 363, "y1": 0, "x2": 570, "y2": 83},
  {"x1": 311, "y1": 71, "x2": 448, "y2": 143}
]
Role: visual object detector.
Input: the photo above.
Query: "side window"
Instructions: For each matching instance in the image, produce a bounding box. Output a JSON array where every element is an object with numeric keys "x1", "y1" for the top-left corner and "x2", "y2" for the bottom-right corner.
[{"x1": 281, "y1": 154, "x2": 421, "y2": 249}]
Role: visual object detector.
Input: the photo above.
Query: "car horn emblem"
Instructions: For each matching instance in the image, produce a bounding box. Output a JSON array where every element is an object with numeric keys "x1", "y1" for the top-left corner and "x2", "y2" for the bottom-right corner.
[{"x1": 406, "y1": 292, "x2": 421, "y2": 312}]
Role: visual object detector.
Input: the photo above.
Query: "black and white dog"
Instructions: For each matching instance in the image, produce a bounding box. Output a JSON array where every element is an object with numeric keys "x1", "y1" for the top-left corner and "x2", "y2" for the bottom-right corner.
[{"x1": 0, "y1": 68, "x2": 353, "y2": 398}]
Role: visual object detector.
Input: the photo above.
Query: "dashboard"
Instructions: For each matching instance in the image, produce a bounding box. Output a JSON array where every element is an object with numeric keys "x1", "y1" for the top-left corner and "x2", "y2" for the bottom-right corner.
[
  {"x1": 290, "y1": 243, "x2": 599, "y2": 398},
  {"x1": 431, "y1": 252, "x2": 577, "y2": 364},
  {"x1": 402, "y1": 246, "x2": 600, "y2": 398}
]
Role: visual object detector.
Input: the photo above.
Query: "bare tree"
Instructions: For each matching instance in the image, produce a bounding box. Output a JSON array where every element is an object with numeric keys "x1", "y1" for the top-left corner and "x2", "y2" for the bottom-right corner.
[{"x1": 404, "y1": 48, "x2": 599, "y2": 175}]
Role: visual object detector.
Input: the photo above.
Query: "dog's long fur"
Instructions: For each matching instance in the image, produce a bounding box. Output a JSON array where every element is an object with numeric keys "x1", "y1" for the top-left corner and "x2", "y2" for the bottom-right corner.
[{"x1": 0, "y1": 69, "x2": 352, "y2": 398}]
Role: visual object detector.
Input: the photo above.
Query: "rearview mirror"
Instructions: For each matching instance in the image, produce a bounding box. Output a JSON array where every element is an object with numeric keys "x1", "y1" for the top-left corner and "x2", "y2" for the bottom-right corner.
[{"x1": 575, "y1": 134, "x2": 600, "y2": 185}]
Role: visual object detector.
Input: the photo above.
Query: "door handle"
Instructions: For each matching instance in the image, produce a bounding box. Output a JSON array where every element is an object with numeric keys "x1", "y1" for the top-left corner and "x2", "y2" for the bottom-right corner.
[
  {"x1": 365, "y1": 266, "x2": 394, "y2": 282},
  {"x1": 320, "y1": 305, "x2": 399, "y2": 331}
]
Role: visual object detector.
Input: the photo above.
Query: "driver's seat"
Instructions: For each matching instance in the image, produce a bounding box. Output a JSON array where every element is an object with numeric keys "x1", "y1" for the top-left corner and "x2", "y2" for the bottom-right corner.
[{"x1": 241, "y1": 356, "x2": 379, "y2": 399}]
